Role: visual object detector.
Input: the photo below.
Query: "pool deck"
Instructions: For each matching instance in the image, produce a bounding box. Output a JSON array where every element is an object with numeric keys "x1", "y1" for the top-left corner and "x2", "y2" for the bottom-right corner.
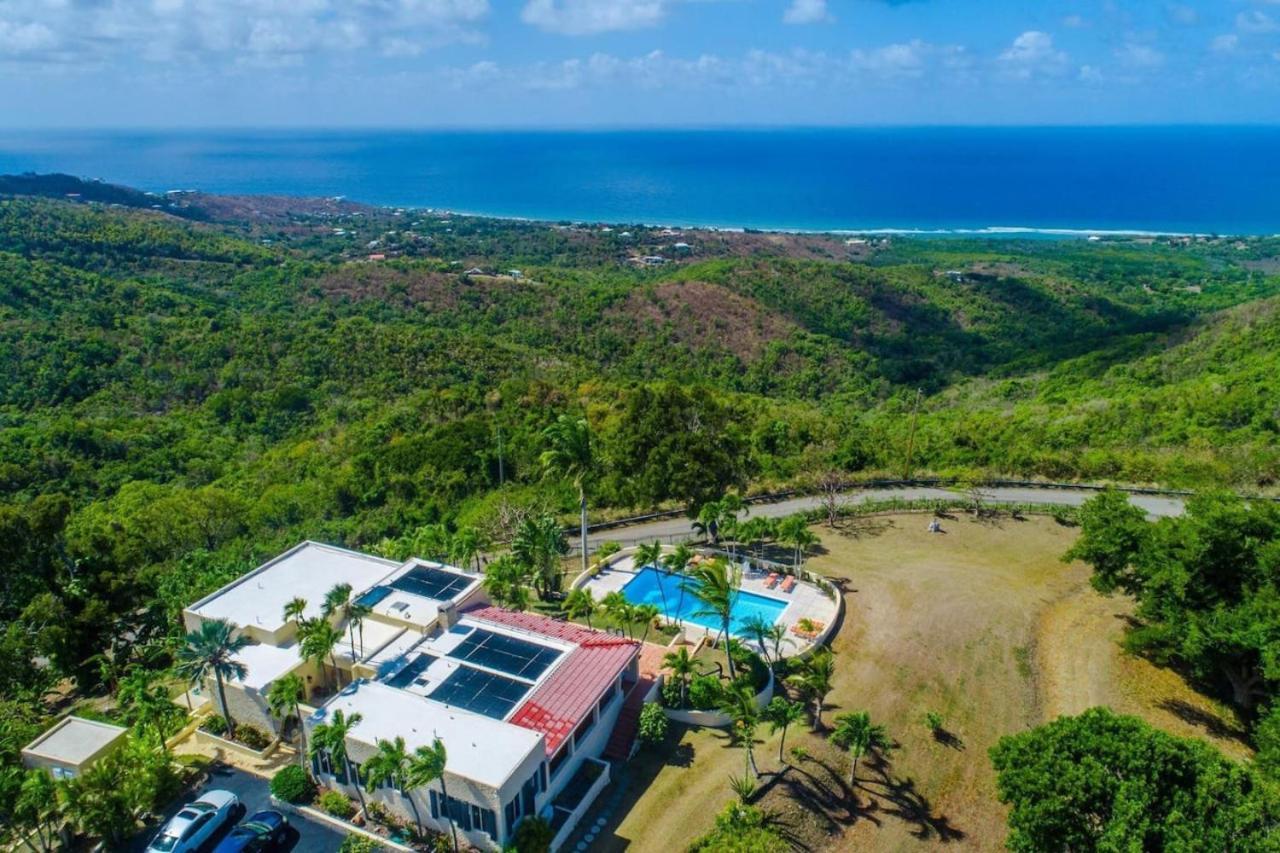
[{"x1": 578, "y1": 552, "x2": 838, "y2": 659}]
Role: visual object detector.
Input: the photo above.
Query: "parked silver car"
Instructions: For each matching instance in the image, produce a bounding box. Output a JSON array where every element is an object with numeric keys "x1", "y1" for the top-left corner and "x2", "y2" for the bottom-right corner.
[{"x1": 145, "y1": 789, "x2": 240, "y2": 853}]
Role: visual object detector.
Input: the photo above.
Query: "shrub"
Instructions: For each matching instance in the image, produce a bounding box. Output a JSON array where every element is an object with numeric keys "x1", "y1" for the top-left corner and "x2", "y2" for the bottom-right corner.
[
  {"x1": 269, "y1": 765, "x2": 315, "y2": 804},
  {"x1": 689, "y1": 675, "x2": 723, "y2": 711},
  {"x1": 201, "y1": 715, "x2": 228, "y2": 736},
  {"x1": 688, "y1": 803, "x2": 788, "y2": 852},
  {"x1": 637, "y1": 702, "x2": 668, "y2": 745},
  {"x1": 318, "y1": 789, "x2": 355, "y2": 819},
  {"x1": 512, "y1": 815, "x2": 553, "y2": 853},
  {"x1": 235, "y1": 725, "x2": 272, "y2": 750},
  {"x1": 924, "y1": 711, "x2": 944, "y2": 733},
  {"x1": 595, "y1": 541, "x2": 622, "y2": 560},
  {"x1": 339, "y1": 837, "x2": 384, "y2": 852},
  {"x1": 660, "y1": 677, "x2": 682, "y2": 708}
]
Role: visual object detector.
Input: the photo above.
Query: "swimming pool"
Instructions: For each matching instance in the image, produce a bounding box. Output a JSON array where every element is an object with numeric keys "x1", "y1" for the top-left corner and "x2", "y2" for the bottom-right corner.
[{"x1": 621, "y1": 566, "x2": 788, "y2": 636}]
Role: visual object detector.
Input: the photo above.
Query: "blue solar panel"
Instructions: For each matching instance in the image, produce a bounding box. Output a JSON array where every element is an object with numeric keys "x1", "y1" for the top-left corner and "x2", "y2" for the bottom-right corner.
[
  {"x1": 447, "y1": 628, "x2": 560, "y2": 680},
  {"x1": 356, "y1": 586, "x2": 393, "y2": 608},
  {"x1": 430, "y1": 666, "x2": 529, "y2": 719},
  {"x1": 384, "y1": 653, "x2": 436, "y2": 689},
  {"x1": 389, "y1": 567, "x2": 472, "y2": 601}
]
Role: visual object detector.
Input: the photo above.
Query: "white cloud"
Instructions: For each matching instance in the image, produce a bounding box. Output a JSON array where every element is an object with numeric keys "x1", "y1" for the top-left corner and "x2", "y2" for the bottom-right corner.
[
  {"x1": 1116, "y1": 43, "x2": 1164, "y2": 69},
  {"x1": 520, "y1": 0, "x2": 667, "y2": 36},
  {"x1": 1237, "y1": 10, "x2": 1277, "y2": 34},
  {"x1": 1211, "y1": 33, "x2": 1239, "y2": 54},
  {"x1": 0, "y1": 19, "x2": 57, "y2": 55},
  {"x1": 997, "y1": 31, "x2": 1067, "y2": 79},
  {"x1": 0, "y1": 0, "x2": 489, "y2": 68},
  {"x1": 783, "y1": 0, "x2": 831, "y2": 25},
  {"x1": 1078, "y1": 64, "x2": 1103, "y2": 82}
]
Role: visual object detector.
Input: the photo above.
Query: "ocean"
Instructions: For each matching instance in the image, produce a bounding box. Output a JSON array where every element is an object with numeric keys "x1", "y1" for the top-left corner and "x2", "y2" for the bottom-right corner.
[{"x1": 1, "y1": 127, "x2": 1278, "y2": 235}]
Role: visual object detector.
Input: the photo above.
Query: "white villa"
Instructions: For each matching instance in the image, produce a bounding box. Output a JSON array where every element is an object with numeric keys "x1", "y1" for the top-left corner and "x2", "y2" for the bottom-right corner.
[{"x1": 184, "y1": 541, "x2": 643, "y2": 850}]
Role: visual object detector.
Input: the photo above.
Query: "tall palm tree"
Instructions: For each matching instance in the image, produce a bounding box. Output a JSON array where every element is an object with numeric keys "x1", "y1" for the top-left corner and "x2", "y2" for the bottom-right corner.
[
  {"x1": 717, "y1": 680, "x2": 761, "y2": 779},
  {"x1": 787, "y1": 647, "x2": 836, "y2": 730},
  {"x1": 300, "y1": 619, "x2": 343, "y2": 690},
  {"x1": 740, "y1": 613, "x2": 777, "y2": 666},
  {"x1": 283, "y1": 596, "x2": 309, "y2": 627},
  {"x1": 117, "y1": 668, "x2": 178, "y2": 755},
  {"x1": 601, "y1": 591, "x2": 634, "y2": 639},
  {"x1": 764, "y1": 623, "x2": 788, "y2": 668},
  {"x1": 410, "y1": 523, "x2": 451, "y2": 562},
  {"x1": 634, "y1": 541, "x2": 669, "y2": 616},
  {"x1": 563, "y1": 587, "x2": 598, "y2": 629},
  {"x1": 266, "y1": 673, "x2": 308, "y2": 770},
  {"x1": 405, "y1": 737, "x2": 457, "y2": 853},
  {"x1": 682, "y1": 558, "x2": 740, "y2": 678},
  {"x1": 364, "y1": 737, "x2": 423, "y2": 834},
  {"x1": 829, "y1": 711, "x2": 891, "y2": 788},
  {"x1": 448, "y1": 527, "x2": 483, "y2": 572},
  {"x1": 662, "y1": 647, "x2": 695, "y2": 708},
  {"x1": 664, "y1": 543, "x2": 694, "y2": 626},
  {"x1": 539, "y1": 414, "x2": 595, "y2": 577},
  {"x1": 16, "y1": 768, "x2": 59, "y2": 852},
  {"x1": 512, "y1": 514, "x2": 568, "y2": 600},
  {"x1": 311, "y1": 710, "x2": 367, "y2": 816},
  {"x1": 764, "y1": 697, "x2": 805, "y2": 762},
  {"x1": 176, "y1": 618, "x2": 249, "y2": 736},
  {"x1": 322, "y1": 582, "x2": 373, "y2": 661},
  {"x1": 778, "y1": 515, "x2": 819, "y2": 573},
  {"x1": 694, "y1": 500, "x2": 723, "y2": 545},
  {"x1": 634, "y1": 603, "x2": 660, "y2": 644}
]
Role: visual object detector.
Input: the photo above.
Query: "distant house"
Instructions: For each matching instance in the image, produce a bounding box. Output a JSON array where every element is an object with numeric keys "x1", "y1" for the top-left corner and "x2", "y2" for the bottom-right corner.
[
  {"x1": 367, "y1": 253, "x2": 386, "y2": 261},
  {"x1": 23, "y1": 716, "x2": 128, "y2": 780},
  {"x1": 507, "y1": 269, "x2": 524, "y2": 279},
  {"x1": 639, "y1": 255, "x2": 667, "y2": 266},
  {"x1": 464, "y1": 267, "x2": 484, "y2": 275},
  {"x1": 673, "y1": 242, "x2": 691, "y2": 251}
]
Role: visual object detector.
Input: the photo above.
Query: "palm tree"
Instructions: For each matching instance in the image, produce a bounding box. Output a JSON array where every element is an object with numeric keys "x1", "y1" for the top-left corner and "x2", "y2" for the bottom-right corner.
[
  {"x1": 563, "y1": 587, "x2": 598, "y2": 629},
  {"x1": 410, "y1": 523, "x2": 451, "y2": 562},
  {"x1": 266, "y1": 674, "x2": 308, "y2": 769},
  {"x1": 829, "y1": 711, "x2": 891, "y2": 788},
  {"x1": 448, "y1": 527, "x2": 484, "y2": 572},
  {"x1": 778, "y1": 515, "x2": 819, "y2": 573},
  {"x1": 662, "y1": 647, "x2": 696, "y2": 708},
  {"x1": 682, "y1": 558, "x2": 740, "y2": 679},
  {"x1": 406, "y1": 737, "x2": 457, "y2": 853},
  {"x1": 322, "y1": 582, "x2": 372, "y2": 661},
  {"x1": 694, "y1": 500, "x2": 723, "y2": 545},
  {"x1": 512, "y1": 514, "x2": 568, "y2": 600},
  {"x1": 764, "y1": 697, "x2": 805, "y2": 762},
  {"x1": 601, "y1": 591, "x2": 634, "y2": 638},
  {"x1": 717, "y1": 680, "x2": 761, "y2": 779},
  {"x1": 539, "y1": 414, "x2": 595, "y2": 577},
  {"x1": 483, "y1": 555, "x2": 531, "y2": 610},
  {"x1": 764, "y1": 623, "x2": 788, "y2": 667},
  {"x1": 16, "y1": 769, "x2": 59, "y2": 852},
  {"x1": 634, "y1": 603, "x2": 660, "y2": 644},
  {"x1": 634, "y1": 541, "x2": 669, "y2": 617},
  {"x1": 311, "y1": 710, "x2": 367, "y2": 816},
  {"x1": 787, "y1": 647, "x2": 836, "y2": 730},
  {"x1": 283, "y1": 596, "x2": 309, "y2": 627},
  {"x1": 364, "y1": 737, "x2": 423, "y2": 834},
  {"x1": 117, "y1": 668, "x2": 178, "y2": 755},
  {"x1": 740, "y1": 613, "x2": 777, "y2": 666},
  {"x1": 300, "y1": 619, "x2": 343, "y2": 690},
  {"x1": 663, "y1": 543, "x2": 694, "y2": 626},
  {"x1": 176, "y1": 618, "x2": 249, "y2": 736},
  {"x1": 719, "y1": 494, "x2": 745, "y2": 558}
]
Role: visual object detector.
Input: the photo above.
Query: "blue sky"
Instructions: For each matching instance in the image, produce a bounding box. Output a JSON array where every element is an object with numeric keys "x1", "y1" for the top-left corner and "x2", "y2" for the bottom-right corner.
[{"x1": 2, "y1": 0, "x2": 1279, "y2": 126}]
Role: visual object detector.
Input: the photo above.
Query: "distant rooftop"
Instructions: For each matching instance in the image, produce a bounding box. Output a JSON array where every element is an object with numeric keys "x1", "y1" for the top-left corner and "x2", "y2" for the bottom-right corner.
[
  {"x1": 188, "y1": 541, "x2": 399, "y2": 635},
  {"x1": 23, "y1": 716, "x2": 128, "y2": 768}
]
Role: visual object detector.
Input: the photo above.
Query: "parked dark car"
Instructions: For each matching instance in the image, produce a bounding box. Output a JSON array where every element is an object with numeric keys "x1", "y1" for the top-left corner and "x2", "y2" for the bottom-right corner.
[{"x1": 211, "y1": 810, "x2": 290, "y2": 852}]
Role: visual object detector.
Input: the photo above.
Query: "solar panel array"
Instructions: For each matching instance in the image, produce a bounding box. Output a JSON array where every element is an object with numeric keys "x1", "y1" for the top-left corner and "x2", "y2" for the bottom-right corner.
[
  {"x1": 384, "y1": 653, "x2": 436, "y2": 689},
  {"x1": 430, "y1": 666, "x2": 530, "y2": 719},
  {"x1": 389, "y1": 566, "x2": 473, "y2": 601},
  {"x1": 449, "y1": 628, "x2": 561, "y2": 680}
]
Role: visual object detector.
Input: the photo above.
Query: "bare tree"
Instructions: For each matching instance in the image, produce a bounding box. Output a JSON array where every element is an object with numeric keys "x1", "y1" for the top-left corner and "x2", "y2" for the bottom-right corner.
[{"x1": 815, "y1": 469, "x2": 848, "y2": 528}]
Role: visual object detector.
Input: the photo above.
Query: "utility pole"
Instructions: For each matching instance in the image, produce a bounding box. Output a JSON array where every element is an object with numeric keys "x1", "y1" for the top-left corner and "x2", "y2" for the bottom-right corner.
[{"x1": 902, "y1": 388, "x2": 923, "y2": 481}]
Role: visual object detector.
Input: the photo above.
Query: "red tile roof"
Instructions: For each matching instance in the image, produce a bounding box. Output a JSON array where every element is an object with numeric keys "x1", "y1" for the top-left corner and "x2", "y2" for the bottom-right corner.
[{"x1": 464, "y1": 605, "x2": 640, "y2": 755}]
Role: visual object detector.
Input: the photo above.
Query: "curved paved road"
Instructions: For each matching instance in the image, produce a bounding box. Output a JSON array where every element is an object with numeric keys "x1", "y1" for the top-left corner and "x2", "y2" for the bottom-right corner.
[{"x1": 585, "y1": 486, "x2": 1186, "y2": 549}]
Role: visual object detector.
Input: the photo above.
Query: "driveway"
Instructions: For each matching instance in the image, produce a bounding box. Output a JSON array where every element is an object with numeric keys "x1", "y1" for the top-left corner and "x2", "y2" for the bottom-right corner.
[{"x1": 128, "y1": 763, "x2": 347, "y2": 852}]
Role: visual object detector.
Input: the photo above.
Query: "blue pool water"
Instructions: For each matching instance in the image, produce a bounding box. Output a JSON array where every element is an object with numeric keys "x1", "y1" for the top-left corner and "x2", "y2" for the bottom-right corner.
[{"x1": 622, "y1": 566, "x2": 788, "y2": 636}]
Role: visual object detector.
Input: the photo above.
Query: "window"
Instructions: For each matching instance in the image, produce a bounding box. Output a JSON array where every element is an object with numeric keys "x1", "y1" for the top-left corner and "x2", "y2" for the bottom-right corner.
[
  {"x1": 480, "y1": 808, "x2": 497, "y2": 837},
  {"x1": 311, "y1": 751, "x2": 334, "y2": 777},
  {"x1": 572, "y1": 709, "x2": 597, "y2": 749},
  {"x1": 549, "y1": 745, "x2": 569, "y2": 778},
  {"x1": 505, "y1": 797, "x2": 518, "y2": 836},
  {"x1": 539, "y1": 762, "x2": 547, "y2": 793}
]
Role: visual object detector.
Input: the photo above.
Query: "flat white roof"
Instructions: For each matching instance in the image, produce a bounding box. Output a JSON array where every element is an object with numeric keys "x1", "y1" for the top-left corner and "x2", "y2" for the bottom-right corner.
[
  {"x1": 335, "y1": 619, "x2": 406, "y2": 666},
  {"x1": 231, "y1": 642, "x2": 303, "y2": 691},
  {"x1": 23, "y1": 716, "x2": 128, "y2": 766},
  {"x1": 188, "y1": 542, "x2": 399, "y2": 634},
  {"x1": 314, "y1": 680, "x2": 544, "y2": 790}
]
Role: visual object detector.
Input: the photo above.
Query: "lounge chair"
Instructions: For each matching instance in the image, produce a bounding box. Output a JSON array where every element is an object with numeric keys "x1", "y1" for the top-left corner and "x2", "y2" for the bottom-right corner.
[
  {"x1": 764, "y1": 572, "x2": 780, "y2": 589},
  {"x1": 780, "y1": 575, "x2": 797, "y2": 593}
]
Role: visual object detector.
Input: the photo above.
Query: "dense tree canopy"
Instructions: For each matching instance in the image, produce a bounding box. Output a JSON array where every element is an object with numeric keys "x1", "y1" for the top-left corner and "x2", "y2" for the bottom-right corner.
[{"x1": 990, "y1": 708, "x2": 1280, "y2": 852}]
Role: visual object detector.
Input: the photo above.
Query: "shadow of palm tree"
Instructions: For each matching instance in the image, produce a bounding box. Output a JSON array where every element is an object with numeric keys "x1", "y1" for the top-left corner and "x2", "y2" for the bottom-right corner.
[{"x1": 856, "y1": 751, "x2": 966, "y2": 842}]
